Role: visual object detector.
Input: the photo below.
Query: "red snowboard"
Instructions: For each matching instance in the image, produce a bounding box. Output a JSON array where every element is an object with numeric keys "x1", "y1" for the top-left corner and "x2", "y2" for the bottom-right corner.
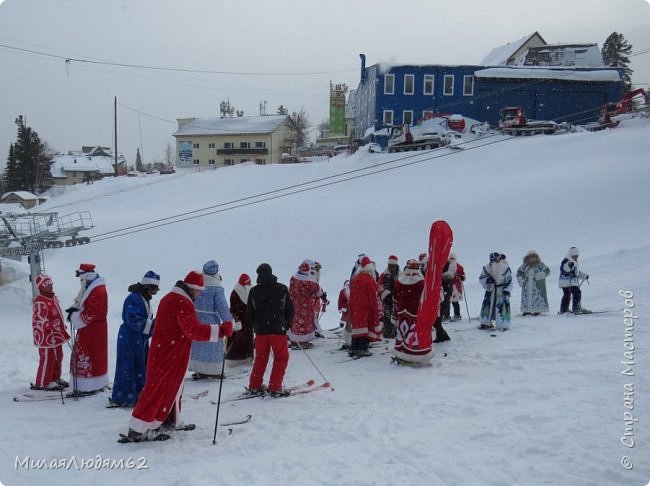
[{"x1": 410, "y1": 220, "x2": 453, "y2": 361}]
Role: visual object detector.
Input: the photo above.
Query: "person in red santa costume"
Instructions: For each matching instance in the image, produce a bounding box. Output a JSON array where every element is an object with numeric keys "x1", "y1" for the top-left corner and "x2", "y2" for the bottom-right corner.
[
  {"x1": 67, "y1": 263, "x2": 109, "y2": 395},
  {"x1": 288, "y1": 259, "x2": 327, "y2": 349},
  {"x1": 348, "y1": 256, "x2": 380, "y2": 358},
  {"x1": 32, "y1": 274, "x2": 71, "y2": 390},
  {"x1": 123, "y1": 270, "x2": 230, "y2": 442},
  {"x1": 391, "y1": 259, "x2": 426, "y2": 362}
]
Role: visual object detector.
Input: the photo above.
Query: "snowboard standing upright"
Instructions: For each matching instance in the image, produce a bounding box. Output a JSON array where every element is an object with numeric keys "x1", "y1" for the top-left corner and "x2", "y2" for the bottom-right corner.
[{"x1": 394, "y1": 220, "x2": 453, "y2": 364}]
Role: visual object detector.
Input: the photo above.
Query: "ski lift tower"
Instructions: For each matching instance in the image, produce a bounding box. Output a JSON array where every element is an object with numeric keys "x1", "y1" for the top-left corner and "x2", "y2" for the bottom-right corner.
[{"x1": 0, "y1": 211, "x2": 94, "y2": 298}]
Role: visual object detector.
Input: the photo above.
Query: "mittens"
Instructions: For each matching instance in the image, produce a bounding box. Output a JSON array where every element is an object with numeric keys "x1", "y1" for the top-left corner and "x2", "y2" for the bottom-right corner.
[{"x1": 219, "y1": 321, "x2": 234, "y2": 338}]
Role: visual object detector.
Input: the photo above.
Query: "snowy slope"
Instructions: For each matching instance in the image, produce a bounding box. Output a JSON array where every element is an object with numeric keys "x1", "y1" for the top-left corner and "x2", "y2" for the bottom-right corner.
[{"x1": 1, "y1": 121, "x2": 649, "y2": 486}]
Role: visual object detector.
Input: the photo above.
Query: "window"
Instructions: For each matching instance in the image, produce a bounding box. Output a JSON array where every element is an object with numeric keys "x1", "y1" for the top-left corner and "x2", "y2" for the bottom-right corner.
[
  {"x1": 224, "y1": 159, "x2": 234, "y2": 166},
  {"x1": 208, "y1": 143, "x2": 215, "y2": 149},
  {"x1": 383, "y1": 110, "x2": 394, "y2": 126},
  {"x1": 422, "y1": 110, "x2": 433, "y2": 120},
  {"x1": 384, "y1": 74, "x2": 395, "y2": 95},
  {"x1": 423, "y1": 75, "x2": 434, "y2": 95},
  {"x1": 443, "y1": 75, "x2": 454, "y2": 96},
  {"x1": 403, "y1": 110, "x2": 414, "y2": 126},
  {"x1": 463, "y1": 75, "x2": 474, "y2": 96},
  {"x1": 193, "y1": 143, "x2": 199, "y2": 149},
  {"x1": 240, "y1": 142, "x2": 250, "y2": 149},
  {"x1": 255, "y1": 159, "x2": 266, "y2": 165},
  {"x1": 404, "y1": 74, "x2": 414, "y2": 95},
  {"x1": 193, "y1": 159, "x2": 199, "y2": 165},
  {"x1": 208, "y1": 159, "x2": 215, "y2": 165},
  {"x1": 255, "y1": 141, "x2": 266, "y2": 148},
  {"x1": 224, "y1": 142, "x2": 233, "y2": 149}
]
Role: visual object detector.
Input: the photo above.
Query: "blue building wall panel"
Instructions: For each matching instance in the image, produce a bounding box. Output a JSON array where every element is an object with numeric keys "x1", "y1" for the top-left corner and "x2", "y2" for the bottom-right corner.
[{"x1": 354, "y1": 59, "x2": 624, "y2": 138}]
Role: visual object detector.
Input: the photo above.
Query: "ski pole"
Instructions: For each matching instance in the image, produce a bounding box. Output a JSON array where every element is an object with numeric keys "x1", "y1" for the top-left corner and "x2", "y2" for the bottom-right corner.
[
  {"x1": 211, "y1": 338, "x2": 231, "y2": 445},
  {"x1": 69, "y1": 324, "x2": 79, "y2": 400},
  {"x1": 489, "y1": 284, "x2": 498, "y2": 327},
  {"x1": 461, "y1": 281, "x2": 472, "y2": 321},
  {"x1": 50, "y1": 329, "x2": 65, "y2": 405},
  {"x1": 291, "y1": 340, "x2": 332, "y2": 390}
]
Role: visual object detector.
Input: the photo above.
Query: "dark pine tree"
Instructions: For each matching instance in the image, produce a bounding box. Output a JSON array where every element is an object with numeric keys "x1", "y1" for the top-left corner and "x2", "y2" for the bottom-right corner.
[
  {"x1": 3, "y1": 144, "x2": 22, "y2": 192},
  {"x1": 135, "y1": 148, "x2": 144, "y2": 172},
  {"x1": 10, "y1": 116, "x2": 53, "y2": 193},
  {"x1": 602, "y1": 32, "x2": 633, "y2": 90}
]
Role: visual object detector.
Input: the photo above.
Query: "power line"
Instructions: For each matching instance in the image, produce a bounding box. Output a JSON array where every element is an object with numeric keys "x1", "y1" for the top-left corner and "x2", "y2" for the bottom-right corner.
[
  {"x1": 0, "y1": 42, "x2": 356, "y2": 77},
  {"x1": 83, "y1": 131, "x2": 546, "y2": 244}
]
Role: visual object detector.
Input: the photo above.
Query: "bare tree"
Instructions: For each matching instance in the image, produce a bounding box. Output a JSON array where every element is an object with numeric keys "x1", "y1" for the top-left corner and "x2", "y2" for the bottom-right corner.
[
  {"x1": 290, "y1": 107, "x2": 311, "y2": 147},
  {"x1": 164, "y1": 142, "x2": 175, "y2": 166}
]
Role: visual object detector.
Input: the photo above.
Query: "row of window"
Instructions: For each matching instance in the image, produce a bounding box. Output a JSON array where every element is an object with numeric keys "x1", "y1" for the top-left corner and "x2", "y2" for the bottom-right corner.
[
  {"x1": 192, "y1": 142, "x2": 267, "y2": 150},
  {"x1": 384, "y1": 73, "x2": 474, "y2": 97},
  {"x1": 192, "y1": 159, "x2": 267, "y2": 165},
  {"x1": 383, "y1": 109, "x2": 460, "y2": 127}
]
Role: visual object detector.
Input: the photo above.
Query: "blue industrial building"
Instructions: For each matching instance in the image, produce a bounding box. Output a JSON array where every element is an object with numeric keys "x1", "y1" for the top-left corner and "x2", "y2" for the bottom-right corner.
[{"x1": 353, "y1": 53, "x2": 624, "y2": 143}]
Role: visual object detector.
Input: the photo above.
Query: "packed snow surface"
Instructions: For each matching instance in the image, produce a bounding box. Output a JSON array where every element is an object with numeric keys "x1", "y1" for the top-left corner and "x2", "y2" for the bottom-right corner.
[{"x1": 1, "y1": 120, "x2": 649, "y2": 485}]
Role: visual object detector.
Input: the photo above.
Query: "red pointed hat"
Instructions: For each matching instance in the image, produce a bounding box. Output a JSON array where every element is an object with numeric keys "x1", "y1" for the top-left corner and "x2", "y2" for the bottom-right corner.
[
  {"x1": 388, "y1": 255, "x2": 398, "y2": 265},
  {"x1": 183, "y1": 270, "x2": 205, "y2": 290},
  {"x1": 360, "y1": 256, "x2": 372, "y2": 268},
  {"x1": 238, "y1": 273, "x2": 251, "y2": 286},
  {"x1": 78, "y1": 263, "x2": 95, "y2": 273}
]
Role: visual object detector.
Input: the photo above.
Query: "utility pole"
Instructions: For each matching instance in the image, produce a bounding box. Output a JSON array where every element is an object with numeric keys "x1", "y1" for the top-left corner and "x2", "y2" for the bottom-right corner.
[{"x1": 114, "y1": 96, "x2": 119, "y2": 176}]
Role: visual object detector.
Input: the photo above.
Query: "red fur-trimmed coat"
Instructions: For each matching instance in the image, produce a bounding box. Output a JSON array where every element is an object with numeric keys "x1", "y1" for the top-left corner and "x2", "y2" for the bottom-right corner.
[
  {"x1": 69, "y1": 277, "x2": 109, "y2": 383},
  {"x1": 349, "y1": 271, "x2": 381, "y2": 340},
  {"x1": 289, "y1": 276, "x2": 324, "y2": 342},
  {"x1": 33, "y1": 293, "x2": 70, "y2": 348},
  {"x1": 130, "y1": 285, "x2": 220, "y2": 433},
  {"x1": 392, "y1": 273, "x2": 425, "y2": 351}
]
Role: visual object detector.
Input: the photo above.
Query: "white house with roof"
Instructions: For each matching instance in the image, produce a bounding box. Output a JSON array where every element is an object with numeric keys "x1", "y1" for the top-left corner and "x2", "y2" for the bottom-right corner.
[
  {"x1": 481, "y1": 31, "x2": 604, "y2": 68},
  {"x1": 49, "y1": 146, "x2": 127, "y2": 185},
  {"x1": 172, "y1": 115, "x2": 297, "y2": 168},
  {"x1": 481, "y1": 32, "x2": 547, "y2": 66},
  {"x1": 0, "y1": 191, "x2": 46, "y2": 209}
]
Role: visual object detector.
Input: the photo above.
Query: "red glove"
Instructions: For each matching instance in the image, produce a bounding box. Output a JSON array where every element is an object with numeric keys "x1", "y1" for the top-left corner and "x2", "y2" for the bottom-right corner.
[{"x1": 219, "y1": 321, "x2": 234, "y2": 338}]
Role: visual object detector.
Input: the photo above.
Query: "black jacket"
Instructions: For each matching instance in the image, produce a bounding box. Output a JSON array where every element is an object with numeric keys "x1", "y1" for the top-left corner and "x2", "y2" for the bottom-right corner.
[{"x1": 247, "y1": 273, "x2": 294, "y2": 335}]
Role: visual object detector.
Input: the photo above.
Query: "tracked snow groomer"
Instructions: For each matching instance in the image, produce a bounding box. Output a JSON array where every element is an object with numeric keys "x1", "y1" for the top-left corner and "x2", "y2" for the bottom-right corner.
[{"x1": 498, "y1": 106, "x2": 559, "y2": 135}]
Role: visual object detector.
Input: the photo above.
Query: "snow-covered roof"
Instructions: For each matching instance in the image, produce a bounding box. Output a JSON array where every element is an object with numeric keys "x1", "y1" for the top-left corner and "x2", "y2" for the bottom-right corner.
[
  {"x1": 173, "y1": 115, "x2": 289, "y2": 137},
  {"x1": 0, "y1": 202, "x2": 26, "y2": 212},
  {"x1": 49, "y1": 152, "x2": 124, "y2": 178},
  {"x1": 521, "y1": 43, "x2": 604, "y2": 67},
  {"x1": 0, "y1": 191, "x2": 41, "y2": 201},
  {"x1": 481, "y1": 33, "x2": 539, "y2": 66},
  {"x1": 474, "y1": 67, "x2": 621, "y2": 82}
]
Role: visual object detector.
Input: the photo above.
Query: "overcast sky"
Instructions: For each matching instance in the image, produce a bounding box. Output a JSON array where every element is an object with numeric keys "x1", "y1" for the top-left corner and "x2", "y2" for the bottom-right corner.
[{"x1": 1, "y1": 0, "x2": 649, "y2": 169}]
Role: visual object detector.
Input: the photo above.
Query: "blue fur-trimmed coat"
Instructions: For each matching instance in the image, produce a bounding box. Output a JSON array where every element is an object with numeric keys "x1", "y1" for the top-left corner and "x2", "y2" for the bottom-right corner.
[
  {"x1": 517, "y1": 261, "x2": 550, "y2": 314},
  {"x1": 479, "y1": 261, "x2": 513, "y2": 328},
  {"x1": 111, "y1": 283, "x2": 155, "y2": 406},
  {"x1": 189, "y1": 274, "x2": 233, "y2": 375}
]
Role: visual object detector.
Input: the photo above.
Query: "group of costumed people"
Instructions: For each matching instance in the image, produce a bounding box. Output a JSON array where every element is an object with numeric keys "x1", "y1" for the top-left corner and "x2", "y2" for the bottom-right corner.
[
  {"x1": 476, "y1": 246, "x2": 589, "y2": 331},
  {"x1": 337, "y1": 248, "x2": 458, "y2": 363},
  {"x1": 31, "y1": 263, "x2": 108, "y2": 393},
  {"x1": 28, "y1": 240, "x2": 589, "y2": 441}
]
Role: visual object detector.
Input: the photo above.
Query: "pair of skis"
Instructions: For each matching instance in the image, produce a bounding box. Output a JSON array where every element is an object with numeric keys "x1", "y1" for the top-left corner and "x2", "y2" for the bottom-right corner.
[
  {"x1": 212, "y1": 379, "x2": 330, "y2": 404},
  {"x1": 117, "y1": 415, "x2": 254, "y2": 443},
  {"x1": 13, "y1": 389, "x2": 105, "y2": 402}
]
